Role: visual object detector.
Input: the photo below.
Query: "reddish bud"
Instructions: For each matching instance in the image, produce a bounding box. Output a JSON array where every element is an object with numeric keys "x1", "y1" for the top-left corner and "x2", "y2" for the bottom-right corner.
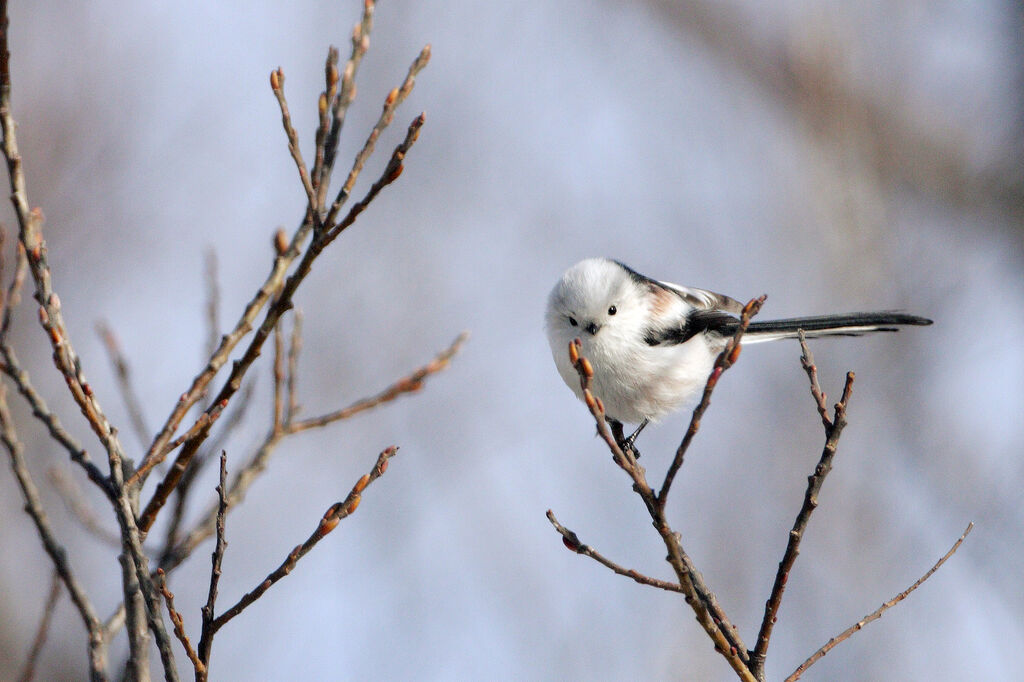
[
  {"x1": 270, "y1": 69, "x2": 281, "y2": 90},
  {"x1": 353, "y1": 473, "x2": 370, "y2": 494},
  {"x1": 328, "y1": 64, "x2": 339, "y2": 87},
  {"x1": 580, "y1": 358, "x2": 594, "y2": 378},
  {"x1": 567, "y1": 341, "x2": 579, "y2": 365},
  {"x1": 561, "y1": 536, "x2": 579, "y2": 552},
  {"x1": 274, "y1": 228, "x2": 288, "y2": 255},
  {"x1": 385, "y1": 88, "x2": 398, "y2": 107},
  {"x1": 318, "y1": 93, "x2": 328, "y2": 116},
  {"x1": 83, "y1": 382, "x2": 93, "y2": 397},
  {"x1": 379, "y1": 458, "x2": 389, "y2": 474},
  {"x1": 584, "y1": 389, "x2": 596, "y2": 410},
  {"x1": 320, "y1": 516, "x2": 340, "y2": 534},
  {"x1": 387, "y1": 164, "x2": 404, "y2": 183},
  {"x1": 345, "y1": 495, "x2": 361, "y2": 514},
  {"x1": 37, "y1": 306, "x2": 48, "y2": 325}
]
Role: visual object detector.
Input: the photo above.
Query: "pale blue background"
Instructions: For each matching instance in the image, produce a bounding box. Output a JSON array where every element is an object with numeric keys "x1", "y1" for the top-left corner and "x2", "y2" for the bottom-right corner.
[{"x1": 0, "y1": 1, "x2": 1020, "y2": 680}]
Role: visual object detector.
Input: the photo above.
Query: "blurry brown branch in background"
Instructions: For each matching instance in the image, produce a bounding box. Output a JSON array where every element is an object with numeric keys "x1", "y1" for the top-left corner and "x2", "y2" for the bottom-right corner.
[
  {"x1": 644, "y1": 0, "x2": 1024, "y2": 221},
  {"x1": 18, "y1": 569, "x2": 61, "y2": 682},
  {"x1": 549, "y1": 315, "x2": 969, "y2": 681},
  {"x1": 0, "y1": 1, "x2": 462, "y2": 679}
]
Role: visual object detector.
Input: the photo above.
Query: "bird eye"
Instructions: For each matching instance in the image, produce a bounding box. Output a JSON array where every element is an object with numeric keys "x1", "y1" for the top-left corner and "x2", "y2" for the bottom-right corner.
[
  {"x1": 608, "y1": 305, "x2": 617, "y2": 316},
  {"x1": 568, "y1": 317, "x2": 578, "y2": 327}
]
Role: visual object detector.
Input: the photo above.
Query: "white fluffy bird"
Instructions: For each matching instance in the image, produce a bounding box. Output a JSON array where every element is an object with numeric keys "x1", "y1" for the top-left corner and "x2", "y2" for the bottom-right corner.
[{"x1": 546, "y1": 258, "x2": 931, "y2": 431}]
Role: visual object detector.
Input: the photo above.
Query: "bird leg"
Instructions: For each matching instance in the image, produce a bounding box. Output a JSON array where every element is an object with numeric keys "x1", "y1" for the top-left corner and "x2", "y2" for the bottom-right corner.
[{"x1": 607, "y1": 418, "x2": 646, "y2": 459}]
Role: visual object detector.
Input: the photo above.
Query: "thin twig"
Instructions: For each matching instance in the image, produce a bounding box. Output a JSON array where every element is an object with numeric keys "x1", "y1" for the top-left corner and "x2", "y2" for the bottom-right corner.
[
  {"x1": 658, "y1": 295, "x2": 765, "y2": 508},
  {"x1": 786, "y1": 523, "x2": 974, "y2": 681},
  {"x1": 0, "y1": 341, "x2": 113, "y2": 498},
  {"x1": 269, "y1": 67, "x2": 320, "y2": 228},
  {"x1": 319, "y1": 0, "x2": 374, "y2": 195},
  {"x1": 562, "y1": 338, "x2": 754, "y2": 679},
  {"x1": 18, "y1": 569, "x2": 61, "y2": 682},
  {"x1": 195, "y1": 453, "x2": 229, "y2": 680},
  {"x1": 156, "y1": 569, "x2": 203, "y2": 676},
  {"x1": 323, "y1": 45, "x2": 430, "y2": 230},
  {"x1": 138, "y1": 113, "x2": 428, "y2": 534},
  {"x1": 0, "y1": 382, "x2": 107, "y2": 680},
  {"x1": 310, "y1": 48, "x2": 339, "y2": 202},
  {"x1": 546, "y1": 510, "x2": 684, "y2": 594},
  {"x1": 96, "y1": 321, "x2": 152, "y2": 451},
  {"x1": 750, "y1": 336, "x2": 854, "y2": 676},
  {"x1": 210, "y1": 446, "x2": 396, "y2": 633},
  {"x1": 286, "y1": 310, "x2": 302, "y2": 424},
  {"x1": 46, "y1": 467, "x2": 121, "y2": 546},
  {"x1": 288, "y1": 331, "x2": 467, "y2": 433},
  {"x1": 161, "y1": 332, "x2": 466, "y2": 574}
]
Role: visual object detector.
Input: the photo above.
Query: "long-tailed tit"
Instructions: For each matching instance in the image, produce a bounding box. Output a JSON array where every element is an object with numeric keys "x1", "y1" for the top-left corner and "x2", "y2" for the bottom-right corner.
[{"x1": 546, "y1": 258, "x2": 931, "y2": 438}]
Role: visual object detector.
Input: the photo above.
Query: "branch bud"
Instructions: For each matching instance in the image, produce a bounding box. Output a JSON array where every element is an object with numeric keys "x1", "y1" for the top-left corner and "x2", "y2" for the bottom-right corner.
[{"x1": 274, "y1": 228, "x2": 289, "y2": 255}]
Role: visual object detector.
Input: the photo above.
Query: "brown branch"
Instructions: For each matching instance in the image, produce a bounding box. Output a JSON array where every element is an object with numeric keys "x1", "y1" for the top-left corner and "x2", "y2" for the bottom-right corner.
[
  {"x1": 46, "y1": 467, "x2": 121, "y2": 547},
  {"x1": 561, "y1": 338, "x2": 755, "y2": 679},
  {"x1": 96, "y1": 321, "x2": 152, "y2": 451},
  {"x1": 18, "y1": 569, "x2": 61, "y2": 682},
  {"x1": 269, "y1": 67, "x2": 320, "y2": 228},
  {"x1": 310, "y1": 48, "x2": 339, "y2": 203},
  {"x1": 138, "y1": 111, "x2": 428, "y2": 534},
  {"x1": 210, "y1": 446, "x2": 397, "y2": 633},
  {"x1": 323, "y1": 45, "x2": 430, "y2": 230},
  {"x1": 104, "y1": 440, "x2": 179, "y2": 681},
  {"x1": 546, "y1": 510, "x2": 685, "y2": 594},
  {"x1": 658, "y1": 295, "x2": 765, "y2": 508},
  {"x1": 0, "y1": 340, "x2": 113, "y2": 498},
  {"x1": 0, "y1": 382, "x2": 107, "y2": 680},
  {"x1": 750, "y1": 336, "x2": 854, "y2": 676},
  {"x1": 319, "y1": 0, "x2": 374, "y2": 196},
  {"x1": 156, "y1": 569, "x2": 203, "y2": 676},
  {"x1": 286, "y1": 310, "x2": 302, "y2": 424},
  {"x1": 195, "y1": 453, "x2": 229, "y2": 680},
  {"x1": 288, "y1": 331, "x2": 467, "y2": 433},
  {"x1": 0, "y1": 229, "x2": 26, "y2": 335},
  {"x1": 142, "y1": 9, "x2": 375, "y2": 477},
  {"x1": 786, "y1": 523, "x2": 974, "y2": 681}
]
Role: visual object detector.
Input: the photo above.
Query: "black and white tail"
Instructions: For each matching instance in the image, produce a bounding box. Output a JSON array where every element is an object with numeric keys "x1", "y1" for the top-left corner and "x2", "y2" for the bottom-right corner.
[{"x1": 736, "y1": 312, "x2": 932, "y2": 344}]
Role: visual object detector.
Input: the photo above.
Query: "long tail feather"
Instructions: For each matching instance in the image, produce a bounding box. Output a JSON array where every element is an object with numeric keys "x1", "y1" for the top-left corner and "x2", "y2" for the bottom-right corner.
[{"x1": 735, "y1": 312, "x2": 932, "y2": 344}]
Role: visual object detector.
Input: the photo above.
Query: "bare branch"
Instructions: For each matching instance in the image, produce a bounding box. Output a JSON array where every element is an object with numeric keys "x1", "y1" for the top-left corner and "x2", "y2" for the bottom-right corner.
[
  {"x1": 319, "y1": 0, "x2": 374, "y2": 194},
  {"x1": 46, "y1": 467, "x2": 121, "y2": 546},
  {"x1": 18, "y1": 569, "x2": 61, "y2": 682},
  {"x1": 323, "y1": 45, "x2": 431, "y2": 230},
  {"x1": 658, "y1": 295, "x2": 765, "y2": 507},
  {"x1": 786, "y1": 523, "x2": 974, "y2": 681},
  {"x1": 196, "y1": 453, "x2": 229, "y2": 679},
  {"x1": 210, "y1": 446, "x2": 397, "y2": 633},
  {"x1": 156, "y1": 570, "x2": 203, "y2": 676},
  {"x1": 0, "y1": 341, "x2": 113, "y2": 497},
  {"x1": 561, "y1": 339, "x2": 754, "y2": 679},
  {"x1": 269, "y1": 67, "x2": 320, "y2": 228},
  {"x1": 288, "y1": 332, "x2": 467, "y2": 433},
  {"x1": 750, "y1": 338, "x2": 854, "y2": 676},
  {"x1": 546, "y1": 510, "x2": 684, "y2": 594},
  {"x1": 138, "y1": 110, "x2": 428, "y2": 534},
  {"x1": 96, "y1": 321, "x2": 152, "y2": 451},
  {"x1": 0, "y1": 382, "x2": 107, "y2": 680}
]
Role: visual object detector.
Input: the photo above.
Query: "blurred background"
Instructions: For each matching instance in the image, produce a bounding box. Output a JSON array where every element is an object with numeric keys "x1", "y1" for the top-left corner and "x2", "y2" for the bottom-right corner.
[{"x1": 1, "y1": 1, "x2": 1021, "y2": 680}]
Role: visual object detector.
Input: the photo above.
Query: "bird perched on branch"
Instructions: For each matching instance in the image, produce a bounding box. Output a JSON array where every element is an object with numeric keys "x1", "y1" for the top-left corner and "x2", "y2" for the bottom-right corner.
[{"x1": 546, "y1": 258, "x2": 931, "y2": 443}]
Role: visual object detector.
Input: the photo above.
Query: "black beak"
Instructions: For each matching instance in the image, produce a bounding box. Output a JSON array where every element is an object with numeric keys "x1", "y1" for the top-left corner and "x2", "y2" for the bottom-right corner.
[{"x1": 585, "y1": 322, "x2": 600, "y2": 335}]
